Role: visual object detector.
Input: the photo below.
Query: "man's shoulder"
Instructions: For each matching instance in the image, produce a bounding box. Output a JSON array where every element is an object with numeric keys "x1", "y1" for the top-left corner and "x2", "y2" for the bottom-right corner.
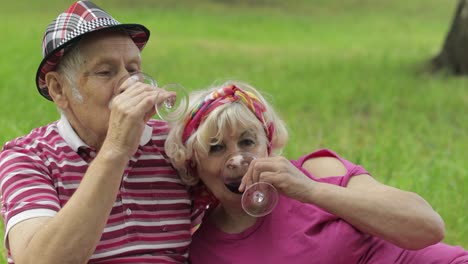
[
  {"x1": 146, "y1": 120, "x2": 170, "y2": 153},
  {"x1": 2, "y1": 121, "x2": 61, "y2": 152},
  {"x1": 147, "y1": 119, "x2": 170, "y2": 137}
]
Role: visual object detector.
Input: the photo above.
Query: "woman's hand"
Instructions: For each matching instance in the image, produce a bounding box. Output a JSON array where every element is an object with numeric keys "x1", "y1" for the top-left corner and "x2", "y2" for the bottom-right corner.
[{"x1": 239, "y1": 156, "x2": 316, "y2": 202}]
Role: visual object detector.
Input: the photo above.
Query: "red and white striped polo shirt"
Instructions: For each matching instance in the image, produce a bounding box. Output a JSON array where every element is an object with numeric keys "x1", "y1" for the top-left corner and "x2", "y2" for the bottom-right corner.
[{"x1": 0, "y1": 115, "x2": 194, "y2": 263}]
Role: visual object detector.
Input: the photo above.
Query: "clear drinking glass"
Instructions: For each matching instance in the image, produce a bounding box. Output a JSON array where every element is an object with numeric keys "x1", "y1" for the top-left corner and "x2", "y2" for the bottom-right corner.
[
  {"x1": 116, "y1": 72, "x2": 189, "y2": 122},
  {"x1": 221, "y1": 152, "x2": 279, "y2": 217}
]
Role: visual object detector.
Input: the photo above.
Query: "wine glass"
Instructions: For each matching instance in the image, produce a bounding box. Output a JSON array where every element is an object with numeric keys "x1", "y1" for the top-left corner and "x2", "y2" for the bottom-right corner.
[
  {"x1": 116, "y1": 72, "x2": 189, "y2": 122},
  {"x1": 221, "y1": 152, "x2": 279, "y2": 217},
  {"x1": 242, "y1": 181, "x2": 278, "y2": 217}
]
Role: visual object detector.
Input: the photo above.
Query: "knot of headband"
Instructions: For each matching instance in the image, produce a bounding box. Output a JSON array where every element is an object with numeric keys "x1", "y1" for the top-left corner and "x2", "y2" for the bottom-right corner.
[{"x1": 181, "y1": 85, "x2": 274, "y2": 149}]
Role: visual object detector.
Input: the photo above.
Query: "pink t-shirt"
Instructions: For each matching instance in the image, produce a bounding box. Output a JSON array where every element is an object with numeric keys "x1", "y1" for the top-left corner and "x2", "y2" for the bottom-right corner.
[{"x1": 189, "y1": 149, "x2": 468, "y2": 264}]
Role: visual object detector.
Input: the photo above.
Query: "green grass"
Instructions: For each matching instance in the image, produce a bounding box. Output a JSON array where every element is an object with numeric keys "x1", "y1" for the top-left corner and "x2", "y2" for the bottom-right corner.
[{"x1": 0, "y1": 0, "x2": 466, "y2": 262}]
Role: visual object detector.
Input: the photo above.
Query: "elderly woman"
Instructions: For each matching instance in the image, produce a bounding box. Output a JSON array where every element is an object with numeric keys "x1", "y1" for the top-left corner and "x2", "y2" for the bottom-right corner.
[{"x1": 165, "y1": 81, "x2": 468, "y2": 263}]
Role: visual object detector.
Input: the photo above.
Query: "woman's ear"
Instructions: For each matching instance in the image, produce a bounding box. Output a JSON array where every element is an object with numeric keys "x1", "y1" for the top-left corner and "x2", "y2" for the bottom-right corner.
[
  {"x1": 188, "y1": 159, "x2": 199, "y2": 177},
  {"x1": 45, "y1": 71, "x2": 69, "y2": 109}
]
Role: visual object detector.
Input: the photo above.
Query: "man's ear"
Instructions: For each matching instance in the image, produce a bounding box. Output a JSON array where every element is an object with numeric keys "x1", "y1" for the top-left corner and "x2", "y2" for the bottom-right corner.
[{"x1": 45, "y1": 72, "x2": 69, "y2": 109}]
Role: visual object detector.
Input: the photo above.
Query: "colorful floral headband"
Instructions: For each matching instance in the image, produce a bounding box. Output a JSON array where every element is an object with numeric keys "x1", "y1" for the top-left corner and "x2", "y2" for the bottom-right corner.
[{"x1": 181, "y1": 84, "x2": 274, "y2": 151}]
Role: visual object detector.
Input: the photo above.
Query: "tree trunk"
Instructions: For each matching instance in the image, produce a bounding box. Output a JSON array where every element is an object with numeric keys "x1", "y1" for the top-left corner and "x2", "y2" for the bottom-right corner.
[{"x1": 431, "y1": 0, "x2": 468, "y2": 74}]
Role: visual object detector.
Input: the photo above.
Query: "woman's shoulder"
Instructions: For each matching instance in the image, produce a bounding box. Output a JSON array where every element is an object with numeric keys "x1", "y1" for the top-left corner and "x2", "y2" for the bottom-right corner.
[
  {"x1": 293, "y1": 148, "x2": 356, "y2": 179},
  {"x1": 303, "y1": 155, "x2": 347, "y2": 179}
]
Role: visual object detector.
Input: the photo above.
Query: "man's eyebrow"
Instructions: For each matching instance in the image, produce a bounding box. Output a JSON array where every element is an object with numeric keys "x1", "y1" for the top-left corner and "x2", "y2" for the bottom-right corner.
[
  {"x1": 86, "y1": 58, "x2": 115, "y2": 68},
  {"x1": 88, "y1": 55, "x2": 141, "y2": 67}
]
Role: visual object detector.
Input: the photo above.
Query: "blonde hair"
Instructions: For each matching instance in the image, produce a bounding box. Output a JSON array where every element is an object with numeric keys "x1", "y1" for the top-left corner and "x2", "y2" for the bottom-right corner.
[{"x1": 164, "y1": 81, "x2": 288, "y2": 186}]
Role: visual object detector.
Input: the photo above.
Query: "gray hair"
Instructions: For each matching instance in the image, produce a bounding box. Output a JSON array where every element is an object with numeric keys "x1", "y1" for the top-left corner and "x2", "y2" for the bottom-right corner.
[{"x1": 56, "y1": 43, "x2": 84, "y2": 103}]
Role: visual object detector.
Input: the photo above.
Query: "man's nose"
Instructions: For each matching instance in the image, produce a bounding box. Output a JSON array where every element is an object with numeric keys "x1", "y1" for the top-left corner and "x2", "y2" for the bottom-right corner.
[{"x1": 114, "y1": 71, "x2": 140, "y2": 94}]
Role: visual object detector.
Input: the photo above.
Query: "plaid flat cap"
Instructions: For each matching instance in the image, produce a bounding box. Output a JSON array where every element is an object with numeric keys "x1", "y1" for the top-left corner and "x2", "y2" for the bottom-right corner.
[{"x1": 36, "y1": 0, "x2": 150, "y2": 101}]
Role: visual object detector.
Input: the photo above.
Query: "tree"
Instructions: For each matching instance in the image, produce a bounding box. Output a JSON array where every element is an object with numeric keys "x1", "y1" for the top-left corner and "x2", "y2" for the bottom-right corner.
[{"x1": 431, "y1": 0, "x2": 468, "y2": 74}]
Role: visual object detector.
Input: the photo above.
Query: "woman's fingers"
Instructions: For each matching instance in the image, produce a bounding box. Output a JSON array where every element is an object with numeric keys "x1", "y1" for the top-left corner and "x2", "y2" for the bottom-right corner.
[
  {"x1": 239, "y1": 161, "x2": 254, "y2": 192},
  {"x1": 240, "y1": 156, "x2": 313, "y2": 199},
  {"x1": 240, "y1": 158, "x2": 273, "y2": 191}
]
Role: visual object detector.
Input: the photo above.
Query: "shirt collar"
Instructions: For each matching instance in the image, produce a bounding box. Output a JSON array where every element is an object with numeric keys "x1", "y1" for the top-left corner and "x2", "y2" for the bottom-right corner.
[{"x1": 57, "y1": 114, "x2": 152, "y2": 152}]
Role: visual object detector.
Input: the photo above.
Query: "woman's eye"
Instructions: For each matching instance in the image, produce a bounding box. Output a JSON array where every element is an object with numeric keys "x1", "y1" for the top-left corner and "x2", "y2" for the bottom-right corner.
[
  {"x1": 209, "y1": 144, "x2": 224, "y2": 154},
  {"x1": 240, "y1": 139, "x2": 255, "y2": 147}
]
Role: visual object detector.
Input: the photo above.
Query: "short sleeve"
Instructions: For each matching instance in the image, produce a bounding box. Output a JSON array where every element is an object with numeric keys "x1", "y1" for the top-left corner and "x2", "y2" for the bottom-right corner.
[
  {"x1": 0, "y1": 147, "x2": 59, "y2": 247},
  {"x1": 291, "y1": 148, "x2": 370, "y2": 187}
]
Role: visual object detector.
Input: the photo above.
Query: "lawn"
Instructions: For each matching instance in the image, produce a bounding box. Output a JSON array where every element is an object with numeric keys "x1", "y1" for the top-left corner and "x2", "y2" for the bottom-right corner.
[{"x1": 0, "y1": 0, "x2": 466, "y2": 262}]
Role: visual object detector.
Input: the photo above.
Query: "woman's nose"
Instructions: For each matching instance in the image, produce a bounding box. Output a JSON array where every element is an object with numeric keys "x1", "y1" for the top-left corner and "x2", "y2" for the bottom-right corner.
[{"x1": 225, "y1": 154, "x2": 242, "y2": 170}]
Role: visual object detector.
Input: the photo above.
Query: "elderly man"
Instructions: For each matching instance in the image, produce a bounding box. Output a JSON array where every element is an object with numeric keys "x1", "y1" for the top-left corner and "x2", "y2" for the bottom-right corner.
[{"x1": 0, "y1": 1, "x2": 196, "y2": 263}]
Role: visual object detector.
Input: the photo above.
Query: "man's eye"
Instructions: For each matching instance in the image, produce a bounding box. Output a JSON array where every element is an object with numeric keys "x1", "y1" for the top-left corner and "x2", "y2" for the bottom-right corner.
[
  {"x1": 96, "y1": 71, "x2": 111, "y2": 76},
  {"x1": 209, "y1": 144, "x2": 224, "y2": 154}
]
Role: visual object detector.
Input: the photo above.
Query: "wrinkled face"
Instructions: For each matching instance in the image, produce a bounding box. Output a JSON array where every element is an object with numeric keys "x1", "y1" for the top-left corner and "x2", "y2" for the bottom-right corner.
[
  {"x1": 196, "y1": 127, "x2": 268, "y2": 204},
  {"x1": 63, "y1": 30, "x2": 141, "y2": 147}
]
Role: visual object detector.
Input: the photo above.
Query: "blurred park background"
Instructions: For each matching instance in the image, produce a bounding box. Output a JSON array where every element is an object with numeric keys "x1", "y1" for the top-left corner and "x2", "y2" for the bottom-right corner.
[{"x1": 0, "y1": 0, "x2": 466, "y2": 261}]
